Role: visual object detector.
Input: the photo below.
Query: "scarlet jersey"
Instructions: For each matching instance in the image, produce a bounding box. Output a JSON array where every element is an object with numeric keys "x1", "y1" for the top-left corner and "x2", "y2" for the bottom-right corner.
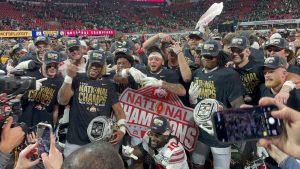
[{"x1": 141, "y1": 131, "x2": 189, "y2": 169}]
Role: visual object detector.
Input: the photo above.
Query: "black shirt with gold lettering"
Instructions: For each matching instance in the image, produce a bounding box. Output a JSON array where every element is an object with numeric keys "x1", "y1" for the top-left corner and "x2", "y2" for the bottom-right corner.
[
  {"x1": 192, "y1": 67, "x2": 245, "y2": 147},
  {"x1": 20, "y1": 75, "x2": 63, "y2": 127},
  {"x1": 67, "y1": 73, "x2": 118, "y2": 145},
  {"x1": 234, "y1": 60, "x2": 265, "y2": 105}
]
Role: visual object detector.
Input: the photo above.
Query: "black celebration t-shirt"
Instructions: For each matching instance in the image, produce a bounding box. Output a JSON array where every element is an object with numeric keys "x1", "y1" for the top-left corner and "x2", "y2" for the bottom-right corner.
[
  {"x1": 234, "y1": 60, "x2": 265, "y2": 105},
  {"x1": 66, "y1": 73, "x2": 119, "y2": 145},
  {"x1": 192, "y1": 67, "x2": 246, "y2": 147},
  {"x1": 20, "y1": 75, "x2": 63, "y2": 127}
]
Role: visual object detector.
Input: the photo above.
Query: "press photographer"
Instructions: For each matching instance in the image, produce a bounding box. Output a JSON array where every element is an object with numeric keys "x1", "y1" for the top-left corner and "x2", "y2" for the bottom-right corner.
[{"x1": 0, "y1": 70, "x2": 36, "y2": 168}]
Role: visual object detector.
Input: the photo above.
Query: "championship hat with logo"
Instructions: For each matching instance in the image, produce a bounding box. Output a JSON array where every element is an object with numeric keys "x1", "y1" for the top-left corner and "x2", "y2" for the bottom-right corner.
[
  {"x1": 88, "y1": 50, "x2": 107, "y2": 65},
  {"x1": 150, "y1": 116, "x2": 171, "y2": 135},
  {"x1": 264, "y1": 55, "x2": 287, "y2": 69},
  {"x1": 189, "y1": 30, "x2": 205, "y2": 40},
  {"x1": 265, "y1": 38, "x2": 289, "y2": 50},
  {"x1": 44, "y1": 51, "x2": 61, "y2": 64},
  {"x1": 201, "y1": 40, "x2": 222, "y2": 57},
  {"x1": 65, "y1": 38, "x2": 81, "y2": 50},
  {"x1": 34, "y1": 36, "x2": 50, "y2": 46},
  {"x1": 229, "y1": 36, "x2": 250, "y2": 50}
]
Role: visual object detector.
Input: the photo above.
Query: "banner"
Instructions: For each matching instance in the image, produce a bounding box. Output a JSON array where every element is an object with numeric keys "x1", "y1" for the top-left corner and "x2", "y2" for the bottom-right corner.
[
  {"x1": 119, "y1": 87, "x2": 199, "y2": 152},
  {"x1": 0, "y1": 31, "x2": 32, "y2": 38},
  {"x1": 239, "y1": 19, "x2": 300, "y2": 26},
  {"x1": 64, "y1": 30, "x2": 115, "y2": 37}
]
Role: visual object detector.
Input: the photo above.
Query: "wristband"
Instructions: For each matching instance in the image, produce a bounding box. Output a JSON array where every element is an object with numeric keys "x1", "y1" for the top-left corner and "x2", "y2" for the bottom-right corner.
[
  {"x1": 64, "y1": 75, "x2": 73, "y2": 84},
  {"x1": 117, "y1": 119, "x2": 126, "y2": 126},
  {"x1": 117, "y1": 119, "x2": 127, "y2": 134},
  {"x1": 120, "y1": 69, "x2": 129, "y2": 78},
  {"x1": 119, "y1": 126, "x2": 126, "y2": 134},
  {"x1": 283, "y1": 80, "x2": 296, "y2": 90}
]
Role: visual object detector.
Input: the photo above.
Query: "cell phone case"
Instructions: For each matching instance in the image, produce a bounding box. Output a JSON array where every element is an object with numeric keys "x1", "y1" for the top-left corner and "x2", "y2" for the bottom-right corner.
[{"x1": 211, "y1": 105, "x2": 282, "y2": 144}]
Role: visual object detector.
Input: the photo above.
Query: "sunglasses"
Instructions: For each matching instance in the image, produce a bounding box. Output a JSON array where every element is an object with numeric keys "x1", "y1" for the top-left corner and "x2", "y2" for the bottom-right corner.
[
  {"x1": 267, "y1": 48, "x2": 282, "y2": 52},
  {"x1": 69, "y1": 46, "x2": 80, "y2": 53},
  {"x1": 230, "y1": 48, "x2": 243, "y2": 54},
  {"x1": 46, "y1": 63, "x2": 58, "y2": 68},
  {"x1": 202, "y1": 55, "x2": 215, "y2": 60}
]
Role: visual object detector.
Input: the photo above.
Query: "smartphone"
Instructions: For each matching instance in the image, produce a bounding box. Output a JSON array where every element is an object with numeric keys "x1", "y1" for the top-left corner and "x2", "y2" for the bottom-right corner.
[
  {"x1": 36, "y1": 122, "x2": 52, "y2": 156},
  {"x1": 212, "y1": 105, "x2": 282, "y2": 144}
]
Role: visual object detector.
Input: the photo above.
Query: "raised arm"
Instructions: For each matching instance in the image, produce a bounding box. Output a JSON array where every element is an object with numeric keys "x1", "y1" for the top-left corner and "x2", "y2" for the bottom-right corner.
[{"x1": 57, "y1": 64, "x2": 77, "y2": 105}]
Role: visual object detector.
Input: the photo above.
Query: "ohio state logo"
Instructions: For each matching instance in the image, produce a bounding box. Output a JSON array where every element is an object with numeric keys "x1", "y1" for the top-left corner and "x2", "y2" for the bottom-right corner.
[{"x1": 154, "y1": 88, "x2": 168, "y2": 98}]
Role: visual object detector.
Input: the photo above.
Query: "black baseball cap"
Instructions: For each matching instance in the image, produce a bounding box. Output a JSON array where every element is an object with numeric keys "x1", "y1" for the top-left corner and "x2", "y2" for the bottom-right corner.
[
  {"x1": 34, "y1": 36, "x2": 50, "y2": 46},
  {"x1": 201, "y1": 40, "x2": 221, "y2": 57},
  {"x1": 65, "y1": 38, "x2": 81, "y2": 49},
  {"x1": 10, "y1": 44, "x2": 23, "y2": 56},
  {"x1": 264, "y1": 55, "x2": 287, "y2": 69},
  {"x1": 189, "y1": 31, "x2": 205, "y2": 40},
  {"x1": 114, "y1": 48, "x2": 134, "y2": 66},
  {"x1": 265, "y1": 38, "x2": 289, "y2": 50},
  {"x1": 88, "y1": 50, "x2": 107, "y2": 65},
  {"x1": 44, "y1": 51, "x2": 60, "y2": 65},
  {"x1": 150, "y1": 116, "x2": 171, "y2": 135},
  {"x1": 229, "y1": 36, "x2": 250, "y2": 50}
]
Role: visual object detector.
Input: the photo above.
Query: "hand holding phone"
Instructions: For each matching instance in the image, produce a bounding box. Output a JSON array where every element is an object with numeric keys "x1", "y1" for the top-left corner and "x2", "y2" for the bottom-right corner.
[
  {"x1": 212, "y1": 105, "x2": 282, "y2": 144},
  {"x1": 36, "y1": 122, "x2": 53, "y2": 157}
]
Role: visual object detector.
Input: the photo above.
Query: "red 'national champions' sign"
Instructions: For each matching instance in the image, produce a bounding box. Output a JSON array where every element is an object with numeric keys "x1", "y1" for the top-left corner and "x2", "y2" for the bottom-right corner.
[{"x1": 119, "y1": 87, "x2": 199, "y2": 152}]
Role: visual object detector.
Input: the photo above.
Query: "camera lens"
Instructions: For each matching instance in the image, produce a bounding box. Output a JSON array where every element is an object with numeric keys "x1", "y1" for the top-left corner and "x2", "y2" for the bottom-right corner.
[{"x1": 268, "y1": 117, "x2": 275, "y2": 125}]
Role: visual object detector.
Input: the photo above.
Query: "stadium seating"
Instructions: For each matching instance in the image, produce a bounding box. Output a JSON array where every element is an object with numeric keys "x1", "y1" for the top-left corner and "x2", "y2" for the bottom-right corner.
[{"x1": 0, "y1": 0, "x2": 299, "y2": 33}]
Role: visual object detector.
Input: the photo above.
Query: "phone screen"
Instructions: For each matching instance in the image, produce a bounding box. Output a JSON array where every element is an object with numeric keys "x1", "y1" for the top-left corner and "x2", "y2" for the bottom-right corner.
[
  {"x1": 212, "y1": 105, "x2": 282, "y2": 144},
  {"x1": 37, "y1": 124, "x2": 52, "y2": 156}
]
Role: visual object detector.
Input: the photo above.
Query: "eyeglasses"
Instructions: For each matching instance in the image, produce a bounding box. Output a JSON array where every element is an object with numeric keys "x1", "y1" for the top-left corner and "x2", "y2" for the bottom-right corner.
[
  {"x1": 267, "y1": 48, "x2": 283, "y2": 52},
  {"x1": 69, "y1": 46, "x2": 80, "y2": 53}
]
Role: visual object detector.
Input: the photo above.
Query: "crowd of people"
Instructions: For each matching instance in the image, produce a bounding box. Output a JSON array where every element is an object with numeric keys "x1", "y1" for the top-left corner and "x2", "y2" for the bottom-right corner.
[
  {"x1": 1, "y1": 0, "x2": 300, "y2": 33},
  {"x1": 0, "y1": 24, "x2": 299, "y2": 169}
]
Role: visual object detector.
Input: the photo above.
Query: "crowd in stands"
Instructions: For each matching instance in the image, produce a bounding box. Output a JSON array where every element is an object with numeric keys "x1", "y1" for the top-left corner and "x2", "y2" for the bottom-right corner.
[{"x1": 1, "y1": 0, "x2": 300, "y2": 33}]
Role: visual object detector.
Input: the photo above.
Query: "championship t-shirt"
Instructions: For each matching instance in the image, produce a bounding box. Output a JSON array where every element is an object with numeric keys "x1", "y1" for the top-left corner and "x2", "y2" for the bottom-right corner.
[
  {"x1": 66, "y1": 73, "x2": 119, "y2": 145},
  {"x1": 20, "y1": 75, "x2": 63, "y2": 127},
  {"x1": 192, "y1": 67, "x2": 246, "y2": 147},
  {"x1": 234, "y1": 60, "x2": 265, "y2": 105}
]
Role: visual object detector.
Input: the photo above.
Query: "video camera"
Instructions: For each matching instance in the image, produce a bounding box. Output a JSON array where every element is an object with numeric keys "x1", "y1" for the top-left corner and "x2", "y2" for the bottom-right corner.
[{"x1": 0, "y1": 70, "x2": 36, "y2": 134}]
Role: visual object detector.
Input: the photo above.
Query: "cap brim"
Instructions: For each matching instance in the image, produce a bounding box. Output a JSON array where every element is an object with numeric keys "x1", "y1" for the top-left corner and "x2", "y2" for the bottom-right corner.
[
  {"x1": 114, "y1": 52, "x2": 134, "y2": 65},
  {"x1": 189, "y1": 34, "x2": 203, "y2": 39},
  {"x1": 264, "y1": 44, "x2": 281, "y2": 49},
  {"x1": 263, "y1": 64, "x2": 279, "y2": 69},
  {"x1": 229, "y1": 45, "x2": 245, "y2": 49},
  {"x1": 201, "y1": 51, "x2": 219, "y2": 57},
  {"x1": 68, "y1": 45, "x2": 80, "y2": 49},
  {"x1": 150, "y1": 127, "x2": 164, "y2": 135},
  {"x1": 35, "y1": 40, "x2": 49, "y2": 46},
  {"x1": 45, "y1": 61, "x2": 59, "y2": 65},
  {"x1": 89, "y1": 60, "x2": 104, "y2": 65}
]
